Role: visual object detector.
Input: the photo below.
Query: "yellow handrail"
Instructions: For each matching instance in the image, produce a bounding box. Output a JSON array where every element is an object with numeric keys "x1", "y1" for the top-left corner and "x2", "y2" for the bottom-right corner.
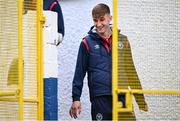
[
  {"x1": 37, "y1": 0, "x2": 45, "y2": 120},
  {"x1": 0, "y1": 91, "x2": 17, "y2": 97},
  {"x1": 112, "y1": 0, "x2": 180, "y2": 120},
  {"x1": 0, "y1": 98, "x2": 38, "y2": 103},
  {"x1": 117, "y1": 89, "x2": 180, "y2": 95},
  {"x1": 18, "y1": 0, "x2": 24, "y2": 120},
  {"x1": 112, "y1": 0, "x2": 118, "y2": 120}
]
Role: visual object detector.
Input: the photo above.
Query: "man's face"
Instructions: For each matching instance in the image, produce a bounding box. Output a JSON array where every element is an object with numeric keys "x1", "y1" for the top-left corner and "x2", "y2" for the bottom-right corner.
[{"x1": 93, "y1": 14, "x2": 112, "y2": 35}]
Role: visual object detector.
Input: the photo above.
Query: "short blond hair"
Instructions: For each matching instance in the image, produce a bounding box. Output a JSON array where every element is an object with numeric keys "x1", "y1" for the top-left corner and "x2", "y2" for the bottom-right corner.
[{"x1": 92, "y1": 3, "x2": 110, "y2": 18}]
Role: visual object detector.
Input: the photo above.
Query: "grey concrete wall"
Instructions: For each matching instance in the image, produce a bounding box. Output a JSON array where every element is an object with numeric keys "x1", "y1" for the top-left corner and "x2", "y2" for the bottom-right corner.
[{"x1": 58, "y1": 0, "x2": 180, "y2": 120}]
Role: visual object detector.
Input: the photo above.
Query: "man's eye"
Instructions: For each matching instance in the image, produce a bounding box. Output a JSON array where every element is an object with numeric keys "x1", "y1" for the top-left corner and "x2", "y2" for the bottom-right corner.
[
  {"x1": 93, "y1": 19, "x2": 98, "y2": 22},
  {"x1": 100, "y1": 18, "x2": 105, "y2": 21}
]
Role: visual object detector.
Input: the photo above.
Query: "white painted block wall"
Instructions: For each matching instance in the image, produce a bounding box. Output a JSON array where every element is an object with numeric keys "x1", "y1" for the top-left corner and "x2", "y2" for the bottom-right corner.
[
  {"x1": 118, "y1": 0, "x2": 180, "y2": 120},
  {"x1": 58, "y1": 0, "x2": 180, "y2": 120},
  {"x1": 43, "y1": 11, "x2": 58, "y2": 78}
]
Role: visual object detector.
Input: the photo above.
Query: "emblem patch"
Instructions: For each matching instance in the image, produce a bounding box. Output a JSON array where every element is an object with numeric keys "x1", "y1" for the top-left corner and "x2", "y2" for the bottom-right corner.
[
  {"x1": 118, "y1": 41, "x2": 124, "y2": 49},
  {"x1": 94, "y1": 44, "x2": 100, "y2": 49},
  {"x1": 96, "y1": 113, "x2": 103, "y2": 121}
]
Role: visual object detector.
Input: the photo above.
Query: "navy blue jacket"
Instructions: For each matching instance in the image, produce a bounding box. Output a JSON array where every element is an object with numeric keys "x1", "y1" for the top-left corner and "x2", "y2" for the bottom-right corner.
[
  {"x1": 72, "y1": 26, "x2": 147, "y2": 110},
  {"x1": 72, "y1": 26, "x2": 112, "y2": 102},
  {"x1": 43, "y1": 0, "x2": 65, "y2": 36}
]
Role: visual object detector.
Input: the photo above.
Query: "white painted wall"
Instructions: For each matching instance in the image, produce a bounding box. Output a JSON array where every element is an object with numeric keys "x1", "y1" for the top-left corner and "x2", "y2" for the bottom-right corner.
[
  {"x1": 58, "y1": 0, "x2": 180, "y2": 120},
  {"x1": 118, "y1": 0, "x2": 180, "y2": 120}
]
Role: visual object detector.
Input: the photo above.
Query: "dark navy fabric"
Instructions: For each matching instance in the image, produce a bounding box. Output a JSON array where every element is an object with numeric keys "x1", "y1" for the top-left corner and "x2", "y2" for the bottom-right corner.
[
  {"x1": 44, "y1": 78, "x2": 58, "y2": 120},
  {"x1": 72, "y1": 26, "x2": 112, "y2": 102},
  {"x1": 84, "y1": 35, "x2": 112, "y2": 101},
  {"x1": 43, "y1": 0, "x2": 65, "y2": 36},
  {"x1": 91, "y1": 95, "x2": 112, "y2": 120},
  {"x1": 72, "y1": 26, "x2": 127, "y2": 120},
  {"x1": 91, "y1": 95, "x2": 126, "y2": 120},
  {"x1": 72, "y1": 41, "x2": 89, "y2": 101}
]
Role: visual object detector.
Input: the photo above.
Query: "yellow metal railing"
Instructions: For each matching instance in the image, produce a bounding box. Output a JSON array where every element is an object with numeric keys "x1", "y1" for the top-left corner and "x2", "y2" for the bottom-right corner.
[
  {"x1": 117, "y1": 89, "x2": 180, "y2": 95},
  {"x1": 116, "y1": 89, "x2": 180, "y2": 113},
  {"x1": 112, "y1": 0, "x2": 118, "y2": 120},
  {"x1": 0, "y1": 91, "x2": 18, "y2": 97},
  {"x1": 18, "y1": 0, "x2": 24, "y2": 120},
  {"x1": 112, "y1": 0, "x2": 180, "y2": 120},
  {"x1": 0, "y1": 0, "x2": 19, "y2": 120},
  {"x1": 36, "y1": 0, "x2": 45, "y2": 119},
  {"x1": 0, "y1": 0, "x2": 44, "y2": 120}
]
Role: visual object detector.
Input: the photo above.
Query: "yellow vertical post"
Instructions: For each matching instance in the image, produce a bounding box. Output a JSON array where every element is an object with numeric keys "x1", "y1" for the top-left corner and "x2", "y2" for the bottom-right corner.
[
  {"x1": 18, "y1": 0, "x2": 24, "y2": 120},
  {"x1": 112, "y1": 0, "x2": 118, "y2": 120},
  {"x1": 36, "y1": 0, "x2": 44, "y2": 120}
]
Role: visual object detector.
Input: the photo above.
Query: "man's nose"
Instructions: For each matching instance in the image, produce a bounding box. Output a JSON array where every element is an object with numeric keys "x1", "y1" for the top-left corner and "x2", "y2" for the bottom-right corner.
[{"x1": 96, "y1": 20, "x2": 102, "y2": 27}]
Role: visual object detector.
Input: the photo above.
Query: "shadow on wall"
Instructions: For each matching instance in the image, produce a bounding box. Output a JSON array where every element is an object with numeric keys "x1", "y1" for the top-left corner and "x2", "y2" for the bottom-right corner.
[{"x1": 7, "y1": 58, "x2": 19, "y2": 85}]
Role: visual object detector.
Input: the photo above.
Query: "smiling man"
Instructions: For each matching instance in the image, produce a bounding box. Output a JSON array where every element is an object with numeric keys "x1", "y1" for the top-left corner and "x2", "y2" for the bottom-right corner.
[
  {"x1": 69, "y1": 3, "x2": 147, "y2": 121},
  {"x1": 69, "y1": 3, "x2": 113, "y2": 120}
]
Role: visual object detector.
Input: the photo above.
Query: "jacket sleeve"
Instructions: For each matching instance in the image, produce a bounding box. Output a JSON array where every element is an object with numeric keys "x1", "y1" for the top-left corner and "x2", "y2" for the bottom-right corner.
[
  {"x1": 51, "y1": 1, "x2": 65, "y2": 36},
  {"x1": 72, "y1": 41, "x2": 89, "y2": 102}
]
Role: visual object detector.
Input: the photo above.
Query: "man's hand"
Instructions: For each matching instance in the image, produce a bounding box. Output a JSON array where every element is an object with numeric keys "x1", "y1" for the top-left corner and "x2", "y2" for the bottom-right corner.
[{"x1": 69, "y1": 101, "x2": 81, "y2": 119}]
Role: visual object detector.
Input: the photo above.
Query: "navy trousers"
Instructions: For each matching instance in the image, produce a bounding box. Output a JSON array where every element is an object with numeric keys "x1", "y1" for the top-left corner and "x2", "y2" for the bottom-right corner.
[
  {"x1": 91, "y1": 95, "x2": 112, "y2": 120},
  {"x1": 91, "y1": 95, "x2": 126, "y2": 121}
]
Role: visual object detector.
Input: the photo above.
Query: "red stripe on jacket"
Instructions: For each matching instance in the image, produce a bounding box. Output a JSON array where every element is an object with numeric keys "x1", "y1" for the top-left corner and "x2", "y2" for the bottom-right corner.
[
  {"x1": 82, "y1": 39, "x2": 90, "y2": 52},
  {"x1": 49, "y1": 1, "x2": 57, "y2": 10}
]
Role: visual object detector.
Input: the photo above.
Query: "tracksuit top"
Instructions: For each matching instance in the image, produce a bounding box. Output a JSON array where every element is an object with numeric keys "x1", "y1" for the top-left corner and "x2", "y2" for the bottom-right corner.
[{"x1": 72, "y1": 26, "x2": 145, "y2": 106}]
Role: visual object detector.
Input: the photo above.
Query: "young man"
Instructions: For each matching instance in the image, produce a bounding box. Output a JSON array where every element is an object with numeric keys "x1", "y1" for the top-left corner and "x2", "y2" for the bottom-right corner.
[{"x1": 69, "y1": 3, "x2": 147, "y2": 120}]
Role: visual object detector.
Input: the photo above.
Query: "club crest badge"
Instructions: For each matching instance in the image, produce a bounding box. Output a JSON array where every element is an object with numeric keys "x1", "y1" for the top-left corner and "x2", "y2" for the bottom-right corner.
[
  {"x1": 94, "y1": 44, "x2": 100, "y2": 49},
  {"x1": 96, "y1": 113, "x2": 103, "y2": 121},
  {"x1": 118, "y1": 41, "x2": 124, "y2": 49}
]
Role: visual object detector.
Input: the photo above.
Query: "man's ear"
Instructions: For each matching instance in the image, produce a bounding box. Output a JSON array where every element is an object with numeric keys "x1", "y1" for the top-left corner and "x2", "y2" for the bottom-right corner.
[
  {"x1": 110, "y1": 15, "x2": 112, "y2": 20},
  {"x1": 109, "y1": 15, "x2": 112, "y2": 22}
]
